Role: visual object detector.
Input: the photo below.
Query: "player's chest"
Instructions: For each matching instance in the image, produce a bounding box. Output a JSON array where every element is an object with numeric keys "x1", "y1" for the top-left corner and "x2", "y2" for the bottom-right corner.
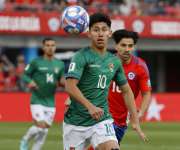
[
  {"x1": 85, "y1": 59, "x2": 116, "y2": 78},
  {"x1": 124, "y1": 65, "x2": 139, "y2": 82},
  {"x1": 36, "y1": 63, "x2": 60, "y2": 75}
]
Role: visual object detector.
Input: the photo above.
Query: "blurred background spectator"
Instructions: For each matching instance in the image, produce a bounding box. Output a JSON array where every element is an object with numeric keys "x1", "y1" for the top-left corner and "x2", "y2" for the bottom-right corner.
[
  {"x1": 0, "y1": 54, "x2": 29, "y2": 92},
  {"x1": 0, "y1": 0, "x2": 5, "y2": 11},
  {"x1": 2, "y1": 0, "x2": 180, "y2": 17},
  {"x1": 0, "y1": 58, "x2": 5, "y2": 92},
  {"x1": 0, "y1": 54, "x2": 16, "y2": 92},
  {"x1": 15, "y1": 54, "x2": 27, "y2": 91}
]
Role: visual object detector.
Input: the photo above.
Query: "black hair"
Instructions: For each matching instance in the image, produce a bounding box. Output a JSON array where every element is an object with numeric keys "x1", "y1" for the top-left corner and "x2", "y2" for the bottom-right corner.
[
  {"x1": 112, "y1": 29, "x2": 139, "y2": 44},
  {"x1": 89, "y1": 13, "x2": 111, "y2": 29},
  {"x1": 42, "y1": 38, "x2": 55, "y2": 44}
]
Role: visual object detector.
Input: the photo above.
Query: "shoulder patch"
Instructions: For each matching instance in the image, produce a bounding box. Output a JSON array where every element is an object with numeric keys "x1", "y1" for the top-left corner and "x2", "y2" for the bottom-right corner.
[
  {"x1": 68, "y1": 62, "x2": 76, "y2": 72},
  {"x1": 25, "y1": 64, "x2": 30, "y2": 71}
]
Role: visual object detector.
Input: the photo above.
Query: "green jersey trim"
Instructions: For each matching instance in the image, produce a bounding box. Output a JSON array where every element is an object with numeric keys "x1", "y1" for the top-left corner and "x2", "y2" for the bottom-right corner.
[
  {"x1": 117, "y1": 79, "x2": 127, "y2": 86},
  {"x1": 65, "y1": 73, "x2": 81, "y2": 80}
]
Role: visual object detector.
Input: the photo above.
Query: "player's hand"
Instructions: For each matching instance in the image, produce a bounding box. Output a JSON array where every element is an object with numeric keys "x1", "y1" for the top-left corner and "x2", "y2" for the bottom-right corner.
[
  {"x1": 87, "y1": 104, "x2": 104, "y2": 121},
  {"x1": 131, "y1": 123, "x2": 149, "y2": 143},
  {"x1": 28, "y1": 81, "x2": 38, "y2": 90}
]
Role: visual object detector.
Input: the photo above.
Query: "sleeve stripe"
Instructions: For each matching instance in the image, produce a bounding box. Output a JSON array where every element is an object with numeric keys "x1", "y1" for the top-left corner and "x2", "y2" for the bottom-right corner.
[
  {"x1": 65, "y1": 73, "x2": 80, "y2": 80},
  {"x1": 117, "y1": 79, "x2": 127, "y2": 86}
]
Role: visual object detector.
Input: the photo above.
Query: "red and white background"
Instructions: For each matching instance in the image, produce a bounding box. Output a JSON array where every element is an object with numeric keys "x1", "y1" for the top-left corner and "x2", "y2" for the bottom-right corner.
[
  {"x1": 0, "y1": 92, "x2": 180, "y2": 122},
  {"x1": 0, "y1": 12, "x2": 179, "y2": 122},
  {"x1": 0, "y1": 12, "x2": 180, "y2": 38}
]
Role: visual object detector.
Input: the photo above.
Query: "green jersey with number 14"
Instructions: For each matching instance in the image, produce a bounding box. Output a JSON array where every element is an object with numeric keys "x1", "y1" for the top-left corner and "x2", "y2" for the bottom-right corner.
[
  {"x1": 65, "y1": 47, "x2": 127, "y2": 126},
  {"x1": 23, "y1": 57, "x2": 64, "y2": 107}
]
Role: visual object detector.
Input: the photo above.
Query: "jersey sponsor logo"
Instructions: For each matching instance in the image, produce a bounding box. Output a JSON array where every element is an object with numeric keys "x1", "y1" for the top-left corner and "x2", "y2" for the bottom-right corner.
[
  {"x1": 39, "y1": 67, "x2": 48, "y2": 70},
  {"x1": 128, "y1": 72, "x2": 135, "y2": 80},
  {"x1": 89, "y1": 64, "x2": 100, "y2": 68},
  {"x1": 108, "y1": 63, "x2": 114, "y2": 72},
  {"x1": 68, "y1": 62, "x2": 76, "y2": 72}
]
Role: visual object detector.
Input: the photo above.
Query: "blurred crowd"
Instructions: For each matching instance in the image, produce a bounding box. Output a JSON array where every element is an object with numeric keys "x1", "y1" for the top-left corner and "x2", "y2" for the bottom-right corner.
[
  {"x1": 0, "y1": 0, "x2": 180, "y2": 18},
  {"x1": 0, "y1": 54, "x2": 27, "y2": 92}
]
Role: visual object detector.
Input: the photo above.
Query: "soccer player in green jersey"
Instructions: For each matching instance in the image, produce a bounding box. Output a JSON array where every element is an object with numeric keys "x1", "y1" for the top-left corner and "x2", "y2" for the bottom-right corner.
[
  {"x1": 63, "y1": 13, "x2": 147, "y2": 150},
  {"x1": 20, "y1": 38, "x2": 65, "y2": 150}
]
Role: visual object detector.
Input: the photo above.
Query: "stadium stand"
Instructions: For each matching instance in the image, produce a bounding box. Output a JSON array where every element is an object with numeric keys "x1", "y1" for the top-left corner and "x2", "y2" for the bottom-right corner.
[
  {"x1": 0, "y1": 0, "x2": 180, "y2": 92},
  {"x1": 2, "y1": 0, "x2": 180, "y2": 17}
]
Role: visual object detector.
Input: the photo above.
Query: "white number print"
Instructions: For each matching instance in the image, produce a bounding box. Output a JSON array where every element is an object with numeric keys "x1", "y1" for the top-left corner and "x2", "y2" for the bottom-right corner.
[
  {"x1": 112, "y1": 81, "x2": 122, "y2": 93},
  {"x1": 97, "y1": 75, "x2": 107, "y2": 89},
  {"x1": 46, "y1": 73, "x2": 54, "y2": 83},
  {"x1": 105, "y1": 123, "x2": 115, "y2": 136},
  {"x1": 68, "y1": 62, "x2": 76, "y2": 72}
]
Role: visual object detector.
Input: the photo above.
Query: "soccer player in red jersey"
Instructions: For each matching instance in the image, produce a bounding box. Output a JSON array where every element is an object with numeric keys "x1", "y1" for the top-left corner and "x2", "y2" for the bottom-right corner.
[{"x1": 108, "y1": 29, "x2": 152, "y2": 143}]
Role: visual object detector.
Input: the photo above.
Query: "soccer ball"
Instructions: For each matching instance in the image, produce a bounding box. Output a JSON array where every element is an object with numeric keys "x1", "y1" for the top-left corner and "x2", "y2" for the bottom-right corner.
[{"x1": 61, "y1": 5, "x2": 89, "y2": 34}]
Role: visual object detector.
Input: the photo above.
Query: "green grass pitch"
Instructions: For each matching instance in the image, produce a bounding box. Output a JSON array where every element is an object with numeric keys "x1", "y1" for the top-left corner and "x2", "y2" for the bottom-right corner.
[{"x1": 0, "y1": 122, "x2": 179, "y2": 150}]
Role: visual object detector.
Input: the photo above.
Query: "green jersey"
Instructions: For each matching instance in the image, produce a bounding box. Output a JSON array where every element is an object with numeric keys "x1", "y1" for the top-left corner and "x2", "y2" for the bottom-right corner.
[
  {"x1": 23, "y1": 57, "x2": 64, "y2": 107},
  {"x1": 65, "y1": 47, "x2": 127, "y2": 126}
]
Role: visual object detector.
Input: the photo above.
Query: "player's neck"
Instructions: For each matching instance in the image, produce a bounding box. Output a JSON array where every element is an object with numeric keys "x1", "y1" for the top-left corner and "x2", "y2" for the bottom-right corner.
[
  {"x1": 91, "y1": 44, "x2": 106, "y2": 56},
  {"x1": 123, "y1": 56, "x2": 132, "y2": 65},
  {"x1": 43, "y1": 55, "x2": 54, "y2": 60}
]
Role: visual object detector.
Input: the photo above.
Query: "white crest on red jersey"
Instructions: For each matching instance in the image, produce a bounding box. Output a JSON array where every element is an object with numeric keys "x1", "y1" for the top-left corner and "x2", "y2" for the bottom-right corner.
[{"x1": 128, "y1": 72, "x2": 135, "y2": 80}]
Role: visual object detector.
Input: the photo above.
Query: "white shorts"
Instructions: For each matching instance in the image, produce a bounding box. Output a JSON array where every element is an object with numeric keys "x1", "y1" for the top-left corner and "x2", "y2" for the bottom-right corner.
[
  {"x1": 31, "y1": 104, "x2": 56, "y2": 126},
  {"x1": 63, "y1": 119, "x2": 118, "y2": 150}
]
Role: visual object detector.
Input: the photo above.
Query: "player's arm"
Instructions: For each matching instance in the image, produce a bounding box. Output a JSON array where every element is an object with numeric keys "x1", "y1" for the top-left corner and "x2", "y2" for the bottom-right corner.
[
  {"x1": 22, "y1": 60, "x2": 38, "y2": 89},
  {"x1": 58, "y1": 62, "x2": 65, "y2": 87},
  {"x1": 118, "y1": 82, "x2": 148, "y2": 142},
  {"x1": 59, "y1": 76, "x2": 65, "y2": 87},
  {"x1": 138, "y1": 62, "x2": 152, "y2": 119},
  {"x1": 114, "y1": 61, "x2": 148, "y2": 142},
  {"x1": 139, "y1": 91, "x2": 151, "y2": 119},
  {"x1": 66, "y1": 52, "x2": 103, "y2": 120}
]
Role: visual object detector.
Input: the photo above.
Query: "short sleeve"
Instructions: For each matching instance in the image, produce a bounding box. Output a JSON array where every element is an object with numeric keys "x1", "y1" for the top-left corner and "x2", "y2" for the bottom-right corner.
[
  {"x1": 66, "y1": 51, "x2": 86, "y2": 80},
  {"x1": 113, "y1": 60, "x2": 127, "y2": 86},
  {"x1": 24, "y1": 60, "x2": 36, "y2": 75},
  {"x1": 22, "y1": 60, "x2": 36, "y2": 83},
  {"x1": 138, "y1": 64, "x2": 152, "y2": 92}
]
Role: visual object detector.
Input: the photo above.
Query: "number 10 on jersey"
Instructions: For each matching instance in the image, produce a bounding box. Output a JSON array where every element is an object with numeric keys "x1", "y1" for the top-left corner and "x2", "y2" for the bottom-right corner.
[{"x1": 97, "y1": 75, "x2": 107, "y2": 89}]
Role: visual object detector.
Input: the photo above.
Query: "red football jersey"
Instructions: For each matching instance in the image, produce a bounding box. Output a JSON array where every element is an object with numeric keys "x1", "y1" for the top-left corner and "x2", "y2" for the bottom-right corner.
[{"x1": 108, "y1": 55, "x2": 151, "y2": 126}]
